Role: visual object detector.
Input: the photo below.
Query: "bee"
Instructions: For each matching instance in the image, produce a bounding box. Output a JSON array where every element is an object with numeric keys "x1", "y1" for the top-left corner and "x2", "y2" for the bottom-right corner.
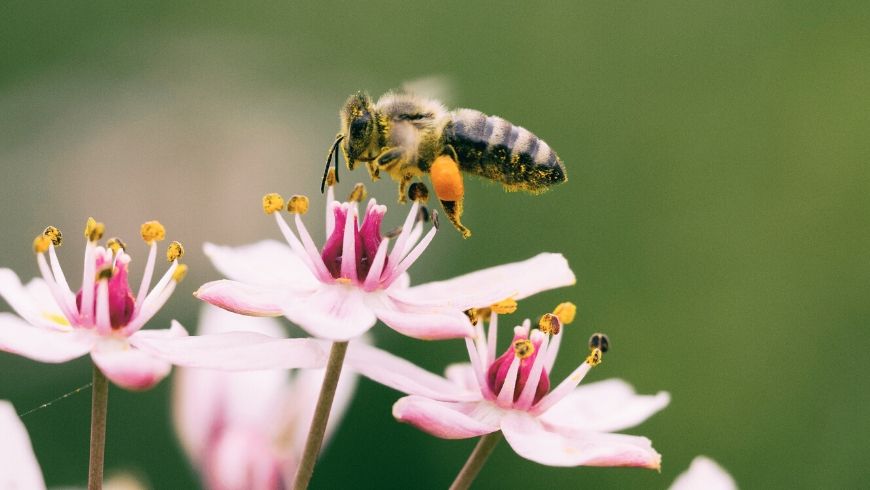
[{"x1": 321, "y1": 91, "x2": 567, "y2": 238}]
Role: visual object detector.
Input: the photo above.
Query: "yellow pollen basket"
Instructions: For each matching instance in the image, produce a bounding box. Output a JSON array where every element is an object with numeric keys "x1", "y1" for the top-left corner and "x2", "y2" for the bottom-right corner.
[
  {"x1": 140, "y1": 221, "x2": 166, "y2": 244},
  {"x1": 538, "y1": 313, "x2": 562, "y2": 335},
  {"x1": 553, "y1": 302, "x2": 577, "y2": 325},
  {"x1": 513, "y1": 338, "x2": 535, "y2": 359},
  {"x1": 166, "y1": 241, "x2": 185, "y2": 262},
  {"x1": 106, "y1": 237, "x2": 127, "y2": 254},
  {"x1": 172, "y1": 263, "x2": 189, "y2": 282},
  {"x1": 262, "y1": 193, "x2": 285, "y2": 214},
  {"x1": 33, "y1": 235, "x2": 51, "y2": 254},
  {"x1": 287, "y1": 195, "x2": 310, "y2": 214},
  {"x1": 347, "y1": 183, "x2": 367, "y2": 203},
  {"x1": 490, "y1": 297, "x2": 517, "y2": 315},
  {"x1": 43, "y1": 226, "x2": 63, "y2": 246},
  {"x1": 430, "y1": 155, "x2": 464, "y2": 202},
  {"x1": 84, "y1": 217, "x2": 105, "y2": 242},
  {"x1": 586, "y1": 347, "x2": 603, "y2": 367}
]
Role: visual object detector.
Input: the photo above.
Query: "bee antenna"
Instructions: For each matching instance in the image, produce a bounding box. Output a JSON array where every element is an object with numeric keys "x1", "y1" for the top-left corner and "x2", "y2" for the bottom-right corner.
[{"x1": 320, "y1": 135, "x2": 344, "y2": 193}]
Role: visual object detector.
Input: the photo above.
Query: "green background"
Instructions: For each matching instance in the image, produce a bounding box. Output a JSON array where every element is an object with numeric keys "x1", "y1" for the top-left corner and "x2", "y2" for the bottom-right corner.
[{"x1": 1, "y1": 1, "x2": 868, "y2": 488}]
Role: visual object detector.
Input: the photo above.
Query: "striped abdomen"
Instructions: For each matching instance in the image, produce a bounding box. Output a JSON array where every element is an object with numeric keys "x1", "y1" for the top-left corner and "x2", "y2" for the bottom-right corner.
[{"x1": 442, "y1": 109, "x2": 566, "y2": 192}]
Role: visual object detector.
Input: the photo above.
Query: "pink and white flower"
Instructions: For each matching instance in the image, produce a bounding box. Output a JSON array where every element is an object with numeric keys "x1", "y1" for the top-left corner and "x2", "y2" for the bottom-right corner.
[
  {"x1": 670, "y1": 456, "x2": 737, "y2": 490},
  {"x1": 195, "y1": 185, "x2": 576, "y2": 342},
  {"x1": 346, "y1": 308, "x2": 670, "y2": 469},
  {"x1": 0, "y1": 219, "x2": 188, "y2": 390},
  {"x1": 174, "y1": 306, "x2": 357, "y2": 490},
  {"x1": 0, "y1": 401, "x2": 45, "y2": 490}
]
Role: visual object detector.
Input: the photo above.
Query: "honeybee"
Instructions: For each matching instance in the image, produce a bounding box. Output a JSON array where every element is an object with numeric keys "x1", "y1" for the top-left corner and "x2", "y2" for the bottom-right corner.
[{"x1": 322, "y1": 91, "x2": 567, "y2": 238}]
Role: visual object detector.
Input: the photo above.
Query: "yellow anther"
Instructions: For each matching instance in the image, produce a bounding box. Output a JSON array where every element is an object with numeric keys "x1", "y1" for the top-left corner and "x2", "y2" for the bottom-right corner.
[
  {"x1": 106, "y1": 237, "x2": 127, "y2": 254},
  {"x1": 172, "y1": 264, "x2": 189, "y2": 282},
  {"x1": 262, "y1": 193, "x2": 285, "y2": 214},
  {"x1": 586, "y1": 348, "x2": 603, "y2": 367},
  {"x1": 97, "y1": 267, "x2": 114, "y2": 280},
  {"x1": 84, "y1": 217, "x2": 105, "y2": 242},
  {"x1": 326, "y1": 168, "x2": 337, "y2": 187},
  {"x1": 513, "y1": 339, "x2": 535, "y2": 359},
  {"x1": 347, "y1": 183, "x2": 367, "y2": 203},
  {"x1": 33, "y1": 235, "x2": 51, "y2": 254},
  {"x1": 465, "y1": 307, "x2": 491, "y2": 324},
  {"x1": 287, "y1": 195, "x2": 310, "y2": 214},
  {"x1": 553, "y1": 302, "x2": 576, "y2": 325},
  {"x1": 166, "y1": 241, "x2": 185, "y2": 262},
  {"x1": 538, "y1": 313, "x2": 562, "y2": 335},
  {"x1": 140, "y1": 221, "x2": 166, "y2": 244},
  {"x1": 42, "y1": 312, "x2": 70, "y2": 327},
  {"x1": 490, "y1": 297, "x2": 517, "y2": 315},
  {"x1": 408, "y1": 182, "x2": 429, "y2": 202},
  {"x1": 43, "y1": 226, "x2": 63, "y2": 247}
]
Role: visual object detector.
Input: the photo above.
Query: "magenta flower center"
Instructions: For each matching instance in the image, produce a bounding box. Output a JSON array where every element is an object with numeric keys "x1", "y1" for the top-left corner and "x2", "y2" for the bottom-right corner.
[
  {"x1": 486, "y1": 334, "x2": 551, "y2": 404},
  {"x1": 321, "y1": 204, "x2": 385, "y2": 282},
  {"x1": 76, "y1": 256, "x2": 135, "y2": 329}
]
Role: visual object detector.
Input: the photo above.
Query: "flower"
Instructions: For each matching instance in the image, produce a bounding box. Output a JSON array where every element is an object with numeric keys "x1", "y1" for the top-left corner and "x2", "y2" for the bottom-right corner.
[
  {"x1": 346, "y1": 305, "x2": 670, "y2": 469},
  {"x1": 194, "y1": 181, "x2": 576, "y2": 342},
  {"x1": 174, "y1": 306, "x2": 358, "y2": 490},
  {"x1": 670, "y1": 456, "x2": 737, "y2": 490},
  {"x1": 0, "y1": 401, "x2": 45, "y2": 489},
  {"x1": 0, "y1": 218, "x2": 189, "y2": 390}
]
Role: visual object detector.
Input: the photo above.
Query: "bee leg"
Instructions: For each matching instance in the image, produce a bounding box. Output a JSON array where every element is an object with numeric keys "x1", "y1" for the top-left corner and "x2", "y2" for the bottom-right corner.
[
  {"x1": 397, "y1": 173, "x2": 413, "y2": 204},
  {"x1": 439, "y1": 199, "x2": 471, "y2": 239},
  {"x1": 365, "y1": 160, "x2": 380, "y2": 181},
  {"x1": 376, "y1": 147, "x2": 403, "y2": 167}
]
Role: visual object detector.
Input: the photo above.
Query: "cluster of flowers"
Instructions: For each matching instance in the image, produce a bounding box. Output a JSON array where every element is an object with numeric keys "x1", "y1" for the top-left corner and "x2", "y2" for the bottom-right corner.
[{"x1": 0, "y1": 178, "x2": 736, "y2": 489}]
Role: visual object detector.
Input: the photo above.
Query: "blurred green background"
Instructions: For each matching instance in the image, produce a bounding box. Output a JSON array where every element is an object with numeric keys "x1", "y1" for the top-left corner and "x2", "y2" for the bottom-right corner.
[{"x1": 1, "y1": 1, "x2": 868, "y2": 488}]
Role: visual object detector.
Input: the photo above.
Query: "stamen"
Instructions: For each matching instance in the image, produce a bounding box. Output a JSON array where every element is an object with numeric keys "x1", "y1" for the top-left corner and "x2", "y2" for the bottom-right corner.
[
  {"x1": 491, "y1": 297, "x2": 517, "y2": 315},
  {"x1": 538, "y1": 313, "x2": 561, "y2": 335},
  {"x1": 553, "y1": 302, "x2": 576, "y2": 325},
  {"x1": 513, "y1": 339, "x2": 535, "y2": 359},
  {"x1": 325, "y1": 167, "x2": 337, "y2": 188},
  {"x1": 515, "y1": 333, "x2": 550, "y2": 409},
  {"x1": 431, "y1": 209, "x2": 440, "y2": 230},
  {"x1": 292, "y1": 214, "x2": 333, "y2": 280},
  {"x1": 339, "y1": 204, "x2": 358, "y2": 281},
  {"x1": 140, "y1": 220, "x2": 166, "y2": 244},
  {"x1": 106, "y1": 237, "x2": 126, "y2": 254},
  {"x1": 262, "y1": 193, "x2": 285, "y2": 214},
  {"x1": 96, "y1": 266, "x2": 114, "y2": 280},
  {"x1": 94, "y1": 280, "x2": 111, "y2": 335},
  {"x1": 80, "y1": 241, "x2": 97, "y2": 324},
  {"x1": 287, "y1": 195, "x2": 310, "y2": 214},
  {"x1": 33, "y1": 235, "x2": 50, "y2": 254},
  {"x1": 84, "y1": 217, "x2": 105, "y2": 242},
  {"x1": 135, "y1": 241, "x2": 158, "y2": 310},
  {"x1": 532, "y1": 334, "x2": 609, "y2": 414},
  {"x1": 588, "y1": 332, "x2": 610, "y2": 353},
  {"x1": 347, "y1": 183, "x2": 367, "y2": 203},
  {"x1": 387, "y1": 201, "x2": 420, "y2": 267},
  {"x1": 384, "y1": 226, "x2": 403, "y2": 239},
  {"x1": 495, "y1": 356, "x2": 521, "y2": 407},
  {"x1": 465, "y1": 337, "x2": 494, "y2": 399},
  {"x1": 486, "y1": 310, "x2": 498, "y2": 365},
  {"x1": 172, "y1": 264, "x2": 188, "y2": 282},
  {"x1": 362, "y1": 238, "x2": 390, "y2": 290},
  {"x1": 43, "y1": 226, "x2": 62, "y2": 247},
  {"x1": 166, "y1": 241, "x2": 185, "y2": 262},
  {"x1": 408, "y1": 182, "x2": 429, "y2": 202}
]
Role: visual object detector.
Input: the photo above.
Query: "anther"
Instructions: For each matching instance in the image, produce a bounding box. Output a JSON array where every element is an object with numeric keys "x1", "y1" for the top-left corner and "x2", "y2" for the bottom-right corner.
[
  {"x1": 431, "y1": 209, "x2": 440, "y2": 230},
  {"x1": 33, "y1": 235, "x2": 51, "y2": 254},
  {"x1": 140, "y1": 221, "x2": 166, "y2": 244},
  {"x1": 106, "y1": 237, "x2": 127, "y2": 254},
  {"x1": 491, "y1": 297, "x2": 518, "y2": 315},
  {"x1": 84, "y1": 217, "x2": 105, "y2": 242},
  {"x1": 408, "y1": 182, "x2": 429, "y2": 202},
  {"x1": 42, "y1": 226, "x2": 63, "y2": 247},
  {"x1": 538, "y1": 313, "x2": 562, "y2": 335},
  {"x1": 166, "y1": 241, "x2": 185, "y2": 262},
  {"x1": 287, "y1": 195, "x2": 310, "y2": 214},
  {"x1": 385, "y1": 226, "x2": 403, "y2": 239},
  {"x1": 97, "y1": 266, "x2": 114, "y2": 280},
  {"x1": 586, "y1": 348, "x2": 603, "y2": 367},
  {"x1": 347, "y1": 183, "x2": 367, "y2": 203},
  {"x1": 417, "y1": 205, "x2": 430, "y2": 223},
  {"x1": 513, "y1": 339, "x2": 535, "y2": 359},
  {"x1": 326, "y1": 168, "x2": 337, "y2": 188},
  {"x1": 172, "y1": 264, "x2": 189, "y2": 282},
  {"x1": 262, "y1": 193, "x2": 285, "y2": 215},
  {"x1": 553, "y1": 302, "x2": 577, "y2": 325},
  {"x1": 588, "y1": 332, "x2": 610, "y2": 353}
]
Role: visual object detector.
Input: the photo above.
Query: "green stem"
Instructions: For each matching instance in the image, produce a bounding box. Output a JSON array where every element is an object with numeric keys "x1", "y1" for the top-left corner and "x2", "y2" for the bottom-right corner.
[
  {"x1": 292, "y1": 341, "x2": 349, "y2": 490},
  {"x1": 88, "y1": 364, "x2": 109, "y2": 490},
  {"x1": 449, "y1": 432, "x2": 503, "y2": 490}
]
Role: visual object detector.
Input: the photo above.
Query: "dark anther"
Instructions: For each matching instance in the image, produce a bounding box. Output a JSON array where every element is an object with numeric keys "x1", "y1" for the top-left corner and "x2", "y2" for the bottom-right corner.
[
  {"x1": 588, "y1": 333, "x2": 610, "y2": 353},
  {"x1": 408, "y1": 182, "x2": 430, "y2": 202}
]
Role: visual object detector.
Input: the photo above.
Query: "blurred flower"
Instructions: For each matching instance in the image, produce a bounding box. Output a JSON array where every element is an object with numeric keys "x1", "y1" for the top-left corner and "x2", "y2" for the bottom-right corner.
[
  {"x1": 348, "y1": 306, "x2": 669, "y2": 469},
  {"x1": 670, "y1": 456, "x2": 737, "y2": 490},
  {"x1": 174, "y1": 306, "x2": 357, "y2": 490},
  {"x1": 0, "y1": 400, "x2": 45, "y2": 489},
  {"x1": 195, "y1": 181, "x2": 576, "y2": 342},
  {"x1": 0, "y1": 218, "x2": 189, "y2": 390}
]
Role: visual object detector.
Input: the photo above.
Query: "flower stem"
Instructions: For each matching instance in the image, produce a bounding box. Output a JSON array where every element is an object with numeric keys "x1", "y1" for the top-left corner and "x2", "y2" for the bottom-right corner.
[
  {"x1": 88, "y1": 364, "x2": 109, "y2": 490},
  {"x1": 292, "y1": 341, "x2": 349, "y2": 490},
  {"x1": 449, "y1": 431, "x2": 503, "y2": 490}
]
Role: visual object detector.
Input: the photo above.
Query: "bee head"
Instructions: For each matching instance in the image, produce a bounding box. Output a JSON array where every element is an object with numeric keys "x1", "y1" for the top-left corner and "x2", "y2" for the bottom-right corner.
[{"x1": 341, "y1": 92, "x2": 379, "y2": 167}]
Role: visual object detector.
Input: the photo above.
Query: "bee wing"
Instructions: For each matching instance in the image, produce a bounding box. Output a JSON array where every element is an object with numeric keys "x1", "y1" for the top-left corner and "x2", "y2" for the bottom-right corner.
[{"x1": 400, "y1": 75, "x2": 456, "y2": 107}]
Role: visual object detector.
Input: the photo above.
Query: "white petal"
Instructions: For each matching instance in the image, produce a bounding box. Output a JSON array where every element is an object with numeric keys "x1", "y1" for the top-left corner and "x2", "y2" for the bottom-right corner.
[
  {"x1": 444, "y1": 363, "x2": 481, "y2": 393},
  {"x1": 392, "y1": 396, "x2": 500, "y2": 439},
  {"x1": 0, "y1": 313, "x2": 93, "y2": 363},
  {"x1": 372, "y1": 296, "x2": 473, "y2": 340},
  {"x1": 91, "y1": 338, "x2": 173, "y2": 391},
  {"x1": 670, "y1": 456, "x2": 737, "y2": 490},
  {"x1": 0, "y1": 270, "x2": 66, "y2": 329},
  {"x1": 540, "y1": 379, "x2": 670, "y2": 432},
  {"x1": 0, "y1": 401, "x2": 46, "y2": 490},
  {"x1": 203, "y1": 240, "x2": 319, "y2": 289},
  {"x1": 283, "y1": 286, "x2": 377, "y2": 341},
  {"x1": 500, "y1": 411, "x2": 662, "y2": 469},
  {"x1": 400, "y1": 253, "x2": 576, "y2": 310},
  {"x1": 195, "y1": 280, "x2": 294, "y2": 317}
]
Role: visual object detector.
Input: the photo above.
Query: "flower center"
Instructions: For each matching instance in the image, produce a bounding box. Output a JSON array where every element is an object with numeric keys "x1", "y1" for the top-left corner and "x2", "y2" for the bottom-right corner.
[
  {"x1": 321, "y1": 197, "x2": 386, "y2": 283},
  {"x1": 486, "y1": 332, "x2": 551, "y2": 404},
  {"x1": 76, "y1": 254, "x2": 135, "y2": 329}
]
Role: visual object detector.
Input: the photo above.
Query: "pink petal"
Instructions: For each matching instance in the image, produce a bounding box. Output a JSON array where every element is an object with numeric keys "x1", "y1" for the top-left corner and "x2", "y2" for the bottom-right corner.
[
  {"x1": 401, "y1": 253, "x2": 576, "y2": 310},
  {"x1": 282, "y1": 286, "x2": 377, "y2": 341},
  {"x1": 206, "y1": 428, "x2": 284, "y2": 490},
  {"x1": 372, "y1": 296, "x2": 474, "y2": 340},
  {"x1": 392, "y1": 396, "x2": 500, "y2": 439},
  {"x1": 0, "y1": 270, "x2": 65, "y2": 329},
  {"x1": 500, "y1": 411, "x2": 662, "y2": 469},
  {"x1": 670, "y1": 456, "x2": 737, "y2": 490},
  {"x1": 203, "y1": 240, "x2": 319, "y2": 289},
  {"x1": 444, "y1": 363, "x2": 481, "y2": 392},
  {"x1": 0, "y1": 313, "x2": 94, "y2": 363},
  {"x1": 90, "y1": 338, "x2": 173, "y2": 390},
  {"x1": 195, "y1": 280, "x2": 290, "y2": 317},
  {"x1": 345, "y1": 342, "x2": 479, "y2": 402},
  {"x1": 131, "y1": 320, "x2": 329, "y2": 371},
  {"x1": 540, "y1": 379, "x2": 670, "y2": 433},
  {"x1": 0, "y1": 401, "x2": 46, "y2": 490}
]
